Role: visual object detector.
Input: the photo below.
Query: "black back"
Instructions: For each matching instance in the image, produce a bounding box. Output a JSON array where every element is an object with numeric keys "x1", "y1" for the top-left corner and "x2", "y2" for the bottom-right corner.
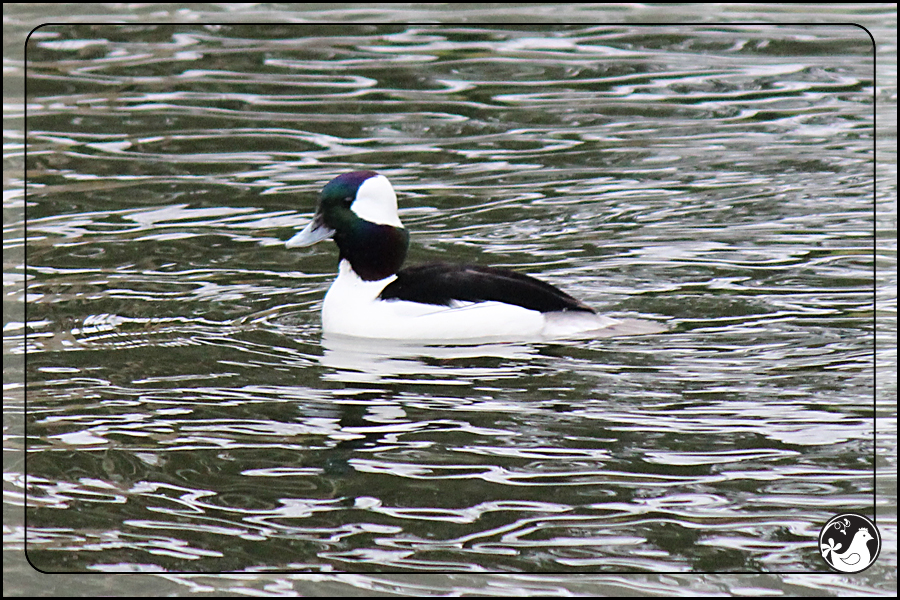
[{"x1": 379, "y1": 263, "x2": 595, "y2": 314}]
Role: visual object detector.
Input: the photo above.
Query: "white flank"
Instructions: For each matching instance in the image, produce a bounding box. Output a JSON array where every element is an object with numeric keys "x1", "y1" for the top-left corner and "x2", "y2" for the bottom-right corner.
[
  {"x1": 321, "y1": 260, "x2": 544, "y2": 340},
  {"x1": 318, "y1": 260, "x2": 657, "y2": 342}
]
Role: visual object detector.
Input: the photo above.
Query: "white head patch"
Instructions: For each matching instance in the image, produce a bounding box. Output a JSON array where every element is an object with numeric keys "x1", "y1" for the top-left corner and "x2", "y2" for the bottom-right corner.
[{"x1": 350, "y1": 174, "x2": 404, "y2": 228}]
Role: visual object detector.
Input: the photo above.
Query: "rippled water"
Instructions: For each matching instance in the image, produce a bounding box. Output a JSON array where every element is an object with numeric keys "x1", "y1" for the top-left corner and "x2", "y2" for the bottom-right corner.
[{"x1": 5, "y1": 7, "x2": 897, "y2": 596}]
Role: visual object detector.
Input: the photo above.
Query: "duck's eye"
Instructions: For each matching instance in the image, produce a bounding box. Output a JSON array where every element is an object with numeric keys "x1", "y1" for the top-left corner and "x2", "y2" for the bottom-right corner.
[{"x1": 342, "y1": 196, "x2": 353, "y2": 207}]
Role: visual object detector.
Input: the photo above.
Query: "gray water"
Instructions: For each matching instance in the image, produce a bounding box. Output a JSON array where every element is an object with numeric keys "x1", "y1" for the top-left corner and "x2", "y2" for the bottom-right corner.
[{"x1": 5, "y1": 4, "x2": 897, "y2": 597}]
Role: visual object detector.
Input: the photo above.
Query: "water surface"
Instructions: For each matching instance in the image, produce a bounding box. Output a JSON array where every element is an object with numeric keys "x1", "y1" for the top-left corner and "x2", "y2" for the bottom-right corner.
[{"x1": 4, "y1": 8, "x2": 895, "y2": 596}]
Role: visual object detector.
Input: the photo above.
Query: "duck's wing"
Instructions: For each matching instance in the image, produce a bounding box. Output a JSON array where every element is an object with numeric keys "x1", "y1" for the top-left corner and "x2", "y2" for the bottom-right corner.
[{"x1": 379, "y1": 263, "x2": 595, "y2": 314}]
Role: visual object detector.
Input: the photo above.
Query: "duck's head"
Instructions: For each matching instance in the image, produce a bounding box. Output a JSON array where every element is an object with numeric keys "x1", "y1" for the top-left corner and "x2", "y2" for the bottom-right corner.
[{"x1": 287, "y1": 171, "x2": 409, "y2": 281}]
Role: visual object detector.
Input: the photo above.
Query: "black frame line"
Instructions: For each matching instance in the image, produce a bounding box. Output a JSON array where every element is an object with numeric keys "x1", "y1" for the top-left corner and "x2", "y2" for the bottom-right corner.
[{"x1": 20, "y1": 20, "x2": 879, "y2": 576}]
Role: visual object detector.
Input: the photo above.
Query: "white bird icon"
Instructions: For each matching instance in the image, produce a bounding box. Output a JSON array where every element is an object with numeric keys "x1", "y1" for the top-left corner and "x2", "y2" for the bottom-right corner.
[{"x1": 823, "y1": 527, "x2": 874, "y2": 572}]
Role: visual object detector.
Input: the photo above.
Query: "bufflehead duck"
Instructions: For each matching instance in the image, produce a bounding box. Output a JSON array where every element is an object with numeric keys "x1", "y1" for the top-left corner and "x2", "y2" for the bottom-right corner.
[{"x1": 287, "y1": 171, "x2": 629, "y2": 341}]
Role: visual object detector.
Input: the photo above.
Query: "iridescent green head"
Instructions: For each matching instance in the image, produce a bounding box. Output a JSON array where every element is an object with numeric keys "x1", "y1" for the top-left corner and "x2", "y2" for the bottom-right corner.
[{"x1": 286, "y1": 171, "x2": 409, "y2": 281}]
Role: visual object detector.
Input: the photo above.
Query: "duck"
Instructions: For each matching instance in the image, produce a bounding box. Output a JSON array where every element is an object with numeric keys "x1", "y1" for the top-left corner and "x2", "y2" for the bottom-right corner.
[{"x1": 287, "y1": 170, "x2": 647, "y2": 341}]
